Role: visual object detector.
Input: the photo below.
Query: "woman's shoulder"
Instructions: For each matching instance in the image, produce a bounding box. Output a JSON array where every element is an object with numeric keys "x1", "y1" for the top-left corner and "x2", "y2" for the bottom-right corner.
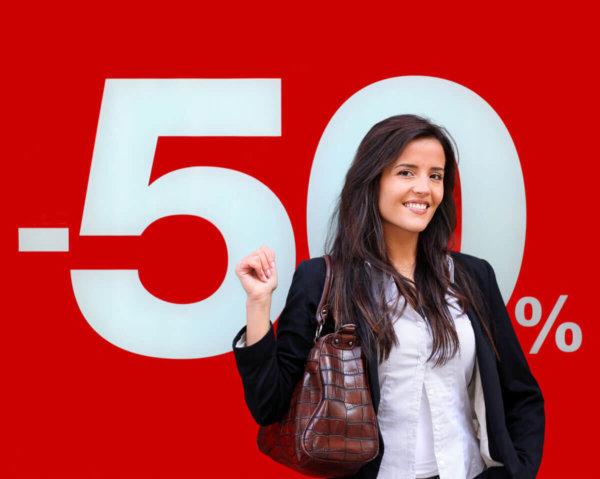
[
  {"x1": 292, "y1": 256, "x2": 328, "y2": 282},
  {"x1": 296, "y1": 256, "x2": 327, "y2": 276},
  {"x1": 449, "y1": 250, "x2": 494, "y2": 284},
  {"x1": 288, "y1": 257, "x2": 328, "y2": 296}
]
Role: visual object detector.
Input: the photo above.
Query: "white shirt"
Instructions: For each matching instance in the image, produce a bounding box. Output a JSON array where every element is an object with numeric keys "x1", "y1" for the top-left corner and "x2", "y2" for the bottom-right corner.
[{"x1": 375, "y1": 257, "x2": 486, "y2": 479}]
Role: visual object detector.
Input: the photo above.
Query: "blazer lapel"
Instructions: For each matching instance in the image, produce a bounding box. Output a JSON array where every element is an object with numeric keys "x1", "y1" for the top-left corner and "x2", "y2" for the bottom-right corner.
[{"x1": 465, "y1": 302, "x2": 504, "y2": 465}]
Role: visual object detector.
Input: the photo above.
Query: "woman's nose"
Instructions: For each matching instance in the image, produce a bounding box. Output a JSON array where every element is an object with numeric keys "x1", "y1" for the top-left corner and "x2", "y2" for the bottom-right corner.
[{"x1": 412, "y1": 175, "x2": 431, "y2": 195}]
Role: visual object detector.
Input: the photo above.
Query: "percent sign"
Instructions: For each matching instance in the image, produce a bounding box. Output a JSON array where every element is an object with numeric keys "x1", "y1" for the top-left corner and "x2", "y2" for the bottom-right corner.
[{"x1": 515, "y1": 295, "x2": 581, "y2": 353}]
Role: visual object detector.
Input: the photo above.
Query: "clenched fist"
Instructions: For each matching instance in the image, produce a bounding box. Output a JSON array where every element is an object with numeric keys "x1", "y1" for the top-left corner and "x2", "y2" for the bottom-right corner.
[{"x1": 235, "y1": 245, "x2": 278, "y2": 302}]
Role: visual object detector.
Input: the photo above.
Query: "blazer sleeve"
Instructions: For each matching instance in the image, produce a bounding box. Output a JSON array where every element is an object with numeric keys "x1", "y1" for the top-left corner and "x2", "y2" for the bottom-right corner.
[
  {"x1": 232, "y1": 258, "x2": 326, "y2": 426},
  {"x1": 482, "y1": 259, "x2": 545, "y2": 478}
]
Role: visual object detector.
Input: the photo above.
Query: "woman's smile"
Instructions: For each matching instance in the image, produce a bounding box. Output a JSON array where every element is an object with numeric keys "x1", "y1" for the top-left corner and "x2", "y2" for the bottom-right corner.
[{"x1": 403, "y1": 201, "x2": 430, "y2": 214}]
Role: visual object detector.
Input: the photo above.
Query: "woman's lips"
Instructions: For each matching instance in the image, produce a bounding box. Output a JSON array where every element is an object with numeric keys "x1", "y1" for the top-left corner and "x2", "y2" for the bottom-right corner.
[{"x1": 403, "y1": 202, "x2": 429, "y2": 215}]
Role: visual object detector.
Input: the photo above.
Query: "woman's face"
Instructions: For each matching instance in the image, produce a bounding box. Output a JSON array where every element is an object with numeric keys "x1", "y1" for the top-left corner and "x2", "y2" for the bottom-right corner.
[{"x1": 378, "y1": 137, "x2": 445, "y2": 239}]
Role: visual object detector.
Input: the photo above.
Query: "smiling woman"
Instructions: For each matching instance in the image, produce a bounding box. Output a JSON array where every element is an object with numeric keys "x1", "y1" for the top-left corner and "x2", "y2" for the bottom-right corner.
[{"x1": 233, "y1": 115, "x2": 544, "y2": 479}]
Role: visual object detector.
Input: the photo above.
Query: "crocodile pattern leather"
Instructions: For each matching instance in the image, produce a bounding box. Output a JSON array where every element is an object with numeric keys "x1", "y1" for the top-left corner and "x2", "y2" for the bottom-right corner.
[{"x1": 257, "y1": 256, "x2": 379, "y2": 478}]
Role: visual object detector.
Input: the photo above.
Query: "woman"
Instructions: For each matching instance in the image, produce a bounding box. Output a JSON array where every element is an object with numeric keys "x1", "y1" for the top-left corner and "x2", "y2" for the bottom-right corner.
[{"x1": 233, "y1": 115, "x2": 544, "y2": 479}]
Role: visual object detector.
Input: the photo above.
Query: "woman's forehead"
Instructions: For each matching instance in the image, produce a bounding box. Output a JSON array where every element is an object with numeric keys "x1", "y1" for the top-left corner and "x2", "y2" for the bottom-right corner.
[{"x1": 387, "y1": 140, "x2": 446, "y2": 170}]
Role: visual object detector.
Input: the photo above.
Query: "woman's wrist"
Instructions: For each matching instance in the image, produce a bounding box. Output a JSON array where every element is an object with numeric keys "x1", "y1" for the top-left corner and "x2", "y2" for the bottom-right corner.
[
  {"x1": 246, "y1": 296, "x2": 272, "y2": 346},
  {"x1": 246, "y1": 294, "x2": 272, "y2": 307}
]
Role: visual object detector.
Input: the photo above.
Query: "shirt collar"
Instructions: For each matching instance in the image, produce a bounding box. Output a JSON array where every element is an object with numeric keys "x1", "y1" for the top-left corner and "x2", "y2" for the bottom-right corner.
[{"x1": 364, "y1": 255, "x2": 455, "y2": 284}]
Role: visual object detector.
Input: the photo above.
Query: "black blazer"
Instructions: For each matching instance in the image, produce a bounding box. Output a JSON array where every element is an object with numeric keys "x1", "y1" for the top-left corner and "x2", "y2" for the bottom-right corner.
[{"x1": 233, "y1": 252, "x2": 545, "y2": 479}]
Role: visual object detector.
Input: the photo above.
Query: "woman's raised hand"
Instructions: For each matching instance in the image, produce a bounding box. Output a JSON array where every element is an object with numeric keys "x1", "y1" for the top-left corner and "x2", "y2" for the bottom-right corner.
[{"x1": 235, "y1": 246, "x2": 278, "y2": 301}]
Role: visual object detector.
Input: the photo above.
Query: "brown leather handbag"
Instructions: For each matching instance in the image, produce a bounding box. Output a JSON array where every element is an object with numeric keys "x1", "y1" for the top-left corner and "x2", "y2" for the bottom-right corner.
[{"x1": 257, "y1": 255, "x2": 379, "y2": 477}]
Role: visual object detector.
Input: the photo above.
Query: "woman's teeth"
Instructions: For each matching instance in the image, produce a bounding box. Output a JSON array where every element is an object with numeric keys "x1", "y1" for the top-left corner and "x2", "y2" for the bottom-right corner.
[{"x1": 404, "y1": 202, "x2": 428, "y2": 210}]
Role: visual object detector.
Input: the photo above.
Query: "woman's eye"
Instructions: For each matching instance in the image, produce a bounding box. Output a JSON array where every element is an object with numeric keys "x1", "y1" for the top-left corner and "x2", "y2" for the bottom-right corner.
[
  {"x1": 398, "y1": 170, "x2": 413, "y2": 177},
  {"x1": 431, "y1": 173, "x2": 443, "y2": 181}
]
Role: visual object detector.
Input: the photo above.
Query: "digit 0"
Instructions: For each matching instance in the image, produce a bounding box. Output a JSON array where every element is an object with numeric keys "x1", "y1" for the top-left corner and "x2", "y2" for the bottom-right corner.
[{"x1": 307, "y1": 76, "x2": 525, "y2": 303}]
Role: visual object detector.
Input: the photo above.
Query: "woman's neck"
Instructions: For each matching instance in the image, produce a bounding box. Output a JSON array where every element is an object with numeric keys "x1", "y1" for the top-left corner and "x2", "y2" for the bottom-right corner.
[{"x1": 383, "y1": 227, "x2": 419, "y2": 281}]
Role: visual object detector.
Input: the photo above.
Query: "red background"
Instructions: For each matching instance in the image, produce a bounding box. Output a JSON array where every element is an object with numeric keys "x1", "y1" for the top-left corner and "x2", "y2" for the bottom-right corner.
[{"x1": 4, "y1": 1, "x2": 597, "y2": 477}]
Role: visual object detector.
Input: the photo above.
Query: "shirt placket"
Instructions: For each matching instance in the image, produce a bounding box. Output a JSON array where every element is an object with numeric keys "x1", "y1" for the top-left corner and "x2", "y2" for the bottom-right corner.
[
  {"x1": 408, "y1": 314, "x2": 429, "y2": 478},
  {"x1": 425, "y1": 356, "x2": 457, "y2": 479}
]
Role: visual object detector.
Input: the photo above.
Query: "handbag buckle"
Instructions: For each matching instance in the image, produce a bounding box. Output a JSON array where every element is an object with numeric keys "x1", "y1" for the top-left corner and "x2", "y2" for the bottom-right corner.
[{"x1": 314, "y1": 323, "x2": 323, "y2": 342}]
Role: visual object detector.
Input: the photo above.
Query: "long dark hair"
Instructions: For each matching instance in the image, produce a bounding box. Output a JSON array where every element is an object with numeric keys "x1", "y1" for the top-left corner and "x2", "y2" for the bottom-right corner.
[{"x1": 326, "y1": 114, "x2": 498, "y2": 365}]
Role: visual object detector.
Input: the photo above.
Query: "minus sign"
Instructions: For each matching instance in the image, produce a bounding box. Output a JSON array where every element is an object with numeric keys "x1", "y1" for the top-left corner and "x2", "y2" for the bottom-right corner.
[{"x1": 18, "y1": 228, "x2": 69, "y2": 252}]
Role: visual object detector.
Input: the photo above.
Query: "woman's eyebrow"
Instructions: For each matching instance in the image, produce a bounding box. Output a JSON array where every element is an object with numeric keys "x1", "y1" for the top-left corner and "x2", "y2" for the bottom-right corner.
[
  {"x1": 393, "y1": 163, "x2": 445, "y2": 171},
  {"x1": 394, "y1": 163, "x2": 417, "y2": 169}
]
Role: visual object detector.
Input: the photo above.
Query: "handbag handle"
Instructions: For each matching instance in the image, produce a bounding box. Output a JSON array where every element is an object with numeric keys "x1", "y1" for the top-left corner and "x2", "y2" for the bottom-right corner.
[{"x1": 314, "y1": 255, "x2": 334, "y2": 342}]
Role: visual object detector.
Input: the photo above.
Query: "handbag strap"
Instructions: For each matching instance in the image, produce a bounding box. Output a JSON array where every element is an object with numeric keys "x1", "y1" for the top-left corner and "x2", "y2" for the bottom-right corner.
[{"x1": 314, "y1": 255, "x2": 334, "y2": 342}]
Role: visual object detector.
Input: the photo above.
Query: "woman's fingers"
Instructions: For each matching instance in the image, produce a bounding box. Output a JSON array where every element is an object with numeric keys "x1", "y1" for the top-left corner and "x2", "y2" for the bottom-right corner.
[
  {"x1": 251, "y1": 249, "x2": 271, "y2": 281},
  {"x1": 246, "y1": 255, "x2": 266, "y2": 282},
  {"x1": 252, "y1": 246, "x2": 276, "y2": 281},
  {"x1": 257, "y1": 248, "x2": 272, "y2": 279},
  {"x1": 235, "y1": 247, "x2": 276, "y2": 284},
  {"x1": 237, "y1": 255, "x2": 258, "y2": 277},
  {"x1": 265, "y1": 247, "x2": 275, "y2": 268}
]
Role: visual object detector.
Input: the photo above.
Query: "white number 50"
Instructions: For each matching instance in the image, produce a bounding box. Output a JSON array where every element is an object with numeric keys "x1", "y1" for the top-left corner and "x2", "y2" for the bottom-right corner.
[{"x1": 72, "y1": 77, "x2": 525, "y2": 360}]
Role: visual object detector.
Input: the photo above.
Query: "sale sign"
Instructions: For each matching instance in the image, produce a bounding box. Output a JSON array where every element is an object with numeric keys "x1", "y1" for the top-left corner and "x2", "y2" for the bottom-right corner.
[{"x1": 4, "y1": 1, "x2": 597, "y2": 477}]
